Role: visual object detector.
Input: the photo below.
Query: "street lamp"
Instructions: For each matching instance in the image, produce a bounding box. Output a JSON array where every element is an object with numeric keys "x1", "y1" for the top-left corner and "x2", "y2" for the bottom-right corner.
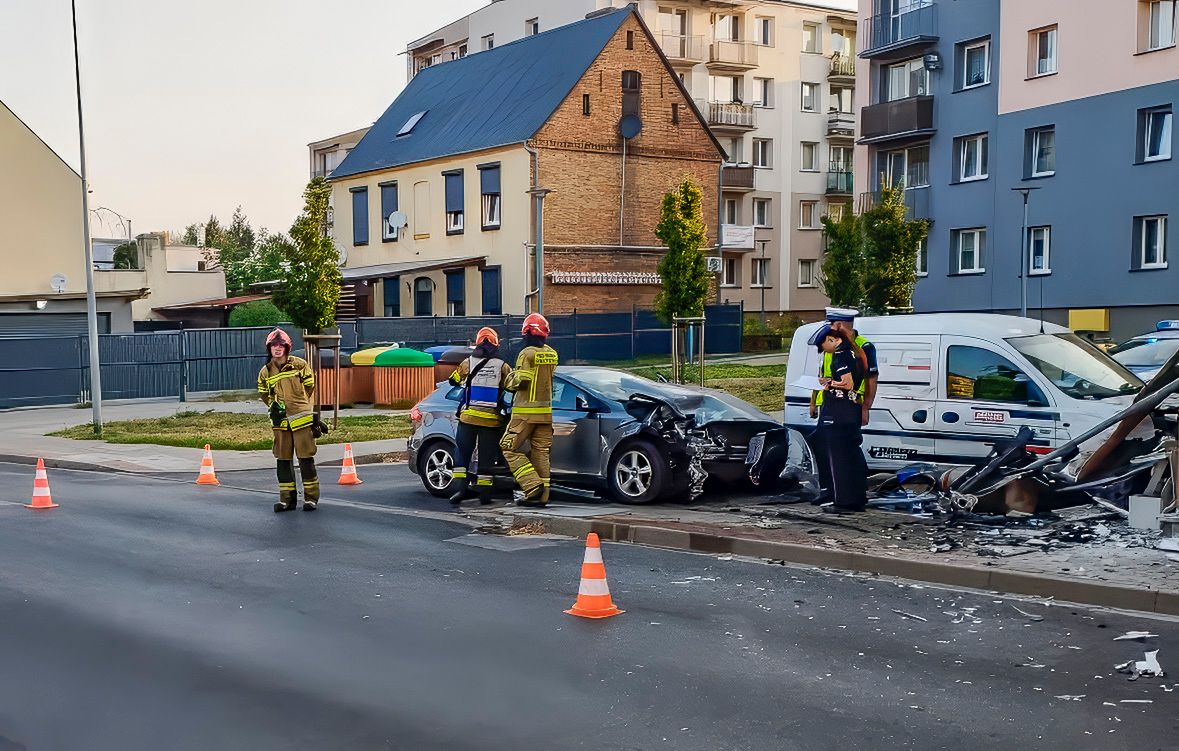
[
  {"x1": 1011, "y1": 187, "x2": 1041, "y2": 319},
  {"x1": 757, "y1": 239, "x2": 768, "y2": 327}
]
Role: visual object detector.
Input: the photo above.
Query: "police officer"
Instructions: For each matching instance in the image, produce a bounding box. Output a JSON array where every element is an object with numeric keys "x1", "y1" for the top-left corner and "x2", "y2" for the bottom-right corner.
[
  {"x1": 811, "y1": 325, "x2": 867, "y2": 513},
  {"x1": 448, "y1": 327, "x2": 512, "y2": 506},
  {"x1": 501, "y1": 313, "x2": 557, "y2": 507},
  {"x1": 258, "y1": 329, "x2": 322, "y2": 513}
]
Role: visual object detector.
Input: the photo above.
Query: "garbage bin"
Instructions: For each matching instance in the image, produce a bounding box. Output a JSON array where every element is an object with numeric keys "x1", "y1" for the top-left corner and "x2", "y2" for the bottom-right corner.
[
  {"x1": 350, "y1": 346, "x2": 394, "y2": 404},
  {"x1": 434, "y1": 346, "x2": 473, "y2": 384},
  {"x1": 316, "y1": 350, "x2": 353, "y2": 408},
  {"x1": 373, "y1": 348, "x2": 436, "y2": 408}
]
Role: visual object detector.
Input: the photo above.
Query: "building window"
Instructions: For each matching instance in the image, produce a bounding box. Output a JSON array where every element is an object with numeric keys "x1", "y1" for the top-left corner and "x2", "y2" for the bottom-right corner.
[
  {"x1": 383, "y1": 276, "x2": 400, "y2": 317},
  {"x1": 715, "y1": 13, "x2": 741, "y2": 42},
  {"x1": 801, "y1": 141, "x2": 819, "y2": 171},
  {"x1": 523, "y1": 17, "x2": 539, "y2": 36},
  {"x1": 831, "y1": 28, "x2": 853, "y2": 57},
  {"x1": 1141, "y1": 106, "x2": 1173, "y2": 162},
  {"x1": 1026, "y1": 127, "x2": 1056, "y2": 177},
  {"x1": 916, "y1": 237, "x2": 928, "y2": 276},
  {"x1": 710, "y1": 74, "x2": 743, "y2": 103},
  {"x1": 877, "y1": 143, "x2": 930, "y2": 189},
  {"x1": 380, "y1": 182, "x2": 399, "y2": 242},
  {"x1": 350, "y1": 187, "x2": 368, "y2": 246},
  {"x1": 830, "y1": 86, "x2": 854, "y2": 113},
  {"x1": 1144, "y1": 1, "x2": 1177, "y2": 50},
  {"x1": 803, "y1": 21, "x2": 820, "y2": 53},
  {"x1": 754, "y1": 78, "x2": 773, "y2": 108},
  {"x1": 753, "y1": 138, "x2": 772, "y2": 168},
  {"x1": 413, "y1": 181, "x2": 430, "y2": 239},
  {"x1": 753, "y1": 198, "x2": 771, "y2": 227},
  {"x1": 481, "y1": 34, "x2": 494, "y2": 51},
  {"x1": 622, "y1": 70, "x2": 641, "y2": 118},
  {"x1": 799, "y1": 200, "x2": 819, "y2": 229},
  {"x1": 886, "y1": 58, "x2": 929, "y2": 102},
  {"x1": 752, "y1": 257, "x2": 770, "y2": 287},
  {"x1": 726, "y1": 136, "x2": 744, "y2": 163},
  {"x1": 583, "y1": 93, "x2": 591, "y2": 116},
  {"x1": 756, "y1": 16, "x2": 773, "y2": 46},
  {"x1": 1029, "y1": 226, "x2": 1051, "y2": 275},
  {"x1": 445, "y1": 269, "x2": 465, "y2": 316},
  {"x1": 1136, "y1": 215, "x2": 1169, "y2": 269},
  {"x1": 478, "y1": 163, "x2": 501, "y2": 230},
  {"x1": 671, "y1": 103, "x2": 680, "y2": 124},
  {"x1": 626, "y1": 29, "x2": 634, "y2": 49},
  {"x1": 724, "y1": 198, "x2": 739, "y2": 225},
  {"x1": 443, "y1": 170, "x2": 464, "y2": 235},
  {"x1": 1030, "y1": 26, "x2": 1058, "y2": 77},
  {"x1": 826, "y1": 202, "x2": 846, "y2": 222},
  {"x1": 960, "y1": 38, "x2": 991, "y2": 89},
  {"x1": 956, "y1": 133, "x2": 989, "y2": 182},
  {"x1": 414, "y1": 277, "x2": 433, "y2": 316},
  {"x1": 459, "y1": 44, "x2": 468, "y2": 58},
  {"x1": 797, "y1": 259, "x2": 816, "y2": 288},
  {"x1": 481, "y1": 267, "x2": 502, "y2": 315},
  {"x1": 722, "y1": 256, "x2": 738, "y2": 287},
  {"x1": 953, "y1": 228, "x2": 986, "y2": 274},
  {"x1": 801, "y1": 82, "x2": 819, "y2": 112}
]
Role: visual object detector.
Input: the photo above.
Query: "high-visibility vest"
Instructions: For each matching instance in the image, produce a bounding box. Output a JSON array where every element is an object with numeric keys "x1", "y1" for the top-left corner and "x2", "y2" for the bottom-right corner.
[
  {"x1": 816, "y1": 335, "x2": 870, "y2": 407},
  {"x1": 462, "y1": 356, "x2": 507, "y2": 420}
]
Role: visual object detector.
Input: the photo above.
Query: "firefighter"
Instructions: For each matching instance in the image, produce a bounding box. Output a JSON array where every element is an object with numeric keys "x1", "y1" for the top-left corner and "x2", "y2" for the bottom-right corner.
[
  {"x1": 257, "y1": 329, "x2": 324, "y2": 513},
  {"x1": 500, "y1": 313, "x2": 557, "y2": 507},
  {"x1": 447, "y1": 327, "x2": 512, "y2": 506}
]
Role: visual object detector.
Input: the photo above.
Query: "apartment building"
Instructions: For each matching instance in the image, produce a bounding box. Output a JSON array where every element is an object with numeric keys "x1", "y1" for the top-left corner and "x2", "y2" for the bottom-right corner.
[
  {"x1": 855, "y1": 0, "x2": 1178, "y2": 340},
  {"x1": 402, "y1": 0, "x2": 858, "y2": 320},
  {"x1": 308, "y1": 127, "x2": 370, "y2": 181}
]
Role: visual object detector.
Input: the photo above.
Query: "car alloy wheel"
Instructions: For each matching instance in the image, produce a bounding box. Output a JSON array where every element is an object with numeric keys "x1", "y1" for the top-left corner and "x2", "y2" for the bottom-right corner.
[
  {"x1": 424, "y1": 447, "x2": 454, "y2": 491},
  {"x1": 614, "y1": 449, "x2": 653, "y2": 498}
]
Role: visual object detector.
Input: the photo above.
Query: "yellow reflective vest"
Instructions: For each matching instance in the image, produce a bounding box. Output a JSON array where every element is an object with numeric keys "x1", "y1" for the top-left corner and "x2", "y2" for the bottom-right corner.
[
  {"x1": 258, "y1": 356, "x2": 316, "y2": 430},
  {"x1": 504, "y1": 345, "x2": 558, "y2": 423},
  {"x1": 815, "y1": 335, "x2": 869, "y2": 407}
]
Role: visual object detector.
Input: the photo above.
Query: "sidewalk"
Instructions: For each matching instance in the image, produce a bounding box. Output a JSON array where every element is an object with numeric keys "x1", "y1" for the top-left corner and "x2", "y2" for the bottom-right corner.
[{"x1": 0, "y1": 398, "x2": 407, "y2": 473}]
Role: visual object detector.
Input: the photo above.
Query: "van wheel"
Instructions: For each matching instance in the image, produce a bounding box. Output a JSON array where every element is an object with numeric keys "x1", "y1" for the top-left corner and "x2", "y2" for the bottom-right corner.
[
  {"x1": 417, "y1": 441, "x2": 457, "y2": 498},
  {"x1": 608, "y1": 441, "x2": 667, "y2": 504}
]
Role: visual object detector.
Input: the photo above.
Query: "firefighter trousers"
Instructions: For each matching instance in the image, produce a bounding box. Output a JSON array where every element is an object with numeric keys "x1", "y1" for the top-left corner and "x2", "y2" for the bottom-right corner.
[
  {"x1": 454, "y1": 423, "x2": 504, "y2": 495},
  {"x1": 499, "y1": 418, "x2": 552, "y2": 495}
]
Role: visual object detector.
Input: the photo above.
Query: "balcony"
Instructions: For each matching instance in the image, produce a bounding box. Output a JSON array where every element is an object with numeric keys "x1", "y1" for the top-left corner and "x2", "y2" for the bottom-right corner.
[
  {"x1": 707, "y1": 102, "x2": 757, "y2": 131},
  {"x1": 827, "y1": 110, "x2": 855, "y2": 139},
  {"x1": 721, "y1": 164, "x2": 755, "y2": 192},
  {"x1": 657, "y1": 32, "x2": 706, "y2": 66},
  {"x1": 859, "y1": 96, "x2": 934, "y2": 143},
  {"x1": 829, "y1": 53, "x2": 856, "y2": 81},
  {"x1": 312, "y1": 168, "x2": 330, "y2": 179},
  {"x1": 708, "y1": 40, "x2": 759, "y2": 71},
  {"x1": 859, "y1": 186, "x2": 931, "y2": 222},
  {"x1": 860, "y1": 2, "x2": 938, "y2": 60},
  {"x1": 826, "y1": 169, "x2": 853, "y2": 196}
]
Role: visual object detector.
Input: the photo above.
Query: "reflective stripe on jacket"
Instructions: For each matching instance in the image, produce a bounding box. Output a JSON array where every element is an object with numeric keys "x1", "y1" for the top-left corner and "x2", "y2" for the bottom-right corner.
[
  {"x1": 258, "y1": 356, "x2": 315, "y2": 430},
  {"x1": 815, "y1": 335, "x2": 870, "y2": 407},
  {"x1": 505, "y1": 345, "x2": 557, "y2": 423},
  {"x1": 448, "y1": 356, "x2": 512, "y2": 427}
]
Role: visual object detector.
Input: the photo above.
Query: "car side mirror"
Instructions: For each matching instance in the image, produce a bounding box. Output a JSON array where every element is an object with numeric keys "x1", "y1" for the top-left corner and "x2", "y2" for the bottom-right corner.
[{"x1": 575, "y1": 395, "x2": 593, "y2": 412}]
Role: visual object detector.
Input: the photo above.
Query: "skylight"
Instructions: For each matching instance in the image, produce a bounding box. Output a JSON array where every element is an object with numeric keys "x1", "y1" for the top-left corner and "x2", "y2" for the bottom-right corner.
[{"x1": 397, "y1": 111, "x2": 427, "y2": 137}]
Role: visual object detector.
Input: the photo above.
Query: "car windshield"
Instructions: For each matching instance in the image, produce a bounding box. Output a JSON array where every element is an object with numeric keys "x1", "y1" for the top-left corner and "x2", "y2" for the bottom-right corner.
[
  {"x1": 1006, "y1": 333, "x2": 1143, "y2": 400},
  {"x1": 568, "y1": 368, "x2": 771, "y2": 423},
  {"x1": 1110, "y1": 338, "x2": 1179, "y2": 369}
]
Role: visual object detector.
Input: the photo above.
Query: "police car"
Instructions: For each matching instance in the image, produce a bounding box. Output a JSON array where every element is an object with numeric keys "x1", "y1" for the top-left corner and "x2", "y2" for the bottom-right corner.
[{"x1": 1109, "y1": 321, "x2": 1179, "y2": 383}]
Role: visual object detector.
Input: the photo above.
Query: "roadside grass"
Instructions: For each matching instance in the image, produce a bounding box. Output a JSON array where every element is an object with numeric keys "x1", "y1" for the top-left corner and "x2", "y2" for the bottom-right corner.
[
  {"x1": 628, "y1": 363, "x2": 785, "y2": 414},
  {"x1": 49, "y1": 411, "x2": 412, "y2": 451}
]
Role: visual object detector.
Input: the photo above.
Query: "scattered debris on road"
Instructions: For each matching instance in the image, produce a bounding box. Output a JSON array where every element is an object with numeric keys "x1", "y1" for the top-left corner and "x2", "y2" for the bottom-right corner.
[{"x1": 1115, "y1": 650, "x2": 1165, "y2": 680}]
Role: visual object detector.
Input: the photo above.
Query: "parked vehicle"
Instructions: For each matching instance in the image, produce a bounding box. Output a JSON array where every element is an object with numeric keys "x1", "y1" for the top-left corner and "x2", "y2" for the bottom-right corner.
[
  {"x1": 408, "y1": 366, "x2": 784, "y2": 503},
  {"x1": 1109, "y1": 321, "x2": 1179, "y2": 382},
  {"x1": 784, "y1": 314, "x2": 1144, "y2": 470}
]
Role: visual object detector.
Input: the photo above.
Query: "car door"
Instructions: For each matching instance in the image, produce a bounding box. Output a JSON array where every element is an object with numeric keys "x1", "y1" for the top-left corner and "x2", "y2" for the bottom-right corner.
[
  {"x1": 935, "y1": 336, "x2": 1057, "y2": 464},
  {"x1": 861, "y1": 336, "x2": 939, "y2": 468},
  {"x1": 548, "y1": 377, "x2": 603, "y2": 479}
]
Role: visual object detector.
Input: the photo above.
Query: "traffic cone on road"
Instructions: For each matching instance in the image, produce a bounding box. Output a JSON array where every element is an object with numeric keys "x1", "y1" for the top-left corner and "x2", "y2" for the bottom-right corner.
[
  {"x1": 338, "y1": 443, "x2": 363, "y2": 485},
  {"x1": 25, "y1": 459, "x2": 59, "y2": 509},
  {"x1": 196, "y1": 444, "x2": 220, "y2": 486},
  {"x1": 565, "y1": 533, "x2": 623, "y2": 619}
]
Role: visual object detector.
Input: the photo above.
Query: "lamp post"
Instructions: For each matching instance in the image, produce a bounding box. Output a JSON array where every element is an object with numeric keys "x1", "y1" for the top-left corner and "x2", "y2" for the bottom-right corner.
[
  {"x1": 757, "y1": 239, "x2": 768, "y2": 327},
  {"x1": 1011, "y1": 187, "x2": 1040, "y2": 319}
]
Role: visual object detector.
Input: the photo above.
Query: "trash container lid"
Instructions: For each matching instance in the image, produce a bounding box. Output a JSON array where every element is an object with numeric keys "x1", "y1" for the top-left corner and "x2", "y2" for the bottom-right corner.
[
  {"x1": 373, "y1": 348, "x2": 435, "y2": 367},
  {"x1": 350, "y1": 346, "x2": 393, "y2": 366},
  {"x1": 318, "y1": 350, "x2": 353, "y2": 368}
]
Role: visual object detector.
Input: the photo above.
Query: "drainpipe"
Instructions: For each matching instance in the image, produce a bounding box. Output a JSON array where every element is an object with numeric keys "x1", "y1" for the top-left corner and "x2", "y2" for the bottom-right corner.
[
  {"x1": 523, "y1": 141, "x2": 551, "y2": 314},
  {"x1": 716, "y1": 161, "x2": 725, "y2": 304}
]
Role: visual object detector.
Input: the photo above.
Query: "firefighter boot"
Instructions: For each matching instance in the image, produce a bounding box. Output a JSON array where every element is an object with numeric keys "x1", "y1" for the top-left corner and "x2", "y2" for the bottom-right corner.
[
  {"x1": 448, "y1": 469, "x2": 469, "y2": 506},
  {"x1": 274, "y1": 460, "x2": 297, "y2": 512},
  {"x1": 300, "y1": 458, "x2": 319, "y2": 511}
]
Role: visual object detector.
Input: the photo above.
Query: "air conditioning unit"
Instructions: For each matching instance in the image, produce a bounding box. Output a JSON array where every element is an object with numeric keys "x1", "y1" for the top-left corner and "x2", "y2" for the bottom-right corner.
[
  {"x1": 706, "y1": 256, "x2": 724, "y2": 274},
  {"x1": 923, "y1": 52, "x2": 942, "y2": 70}
]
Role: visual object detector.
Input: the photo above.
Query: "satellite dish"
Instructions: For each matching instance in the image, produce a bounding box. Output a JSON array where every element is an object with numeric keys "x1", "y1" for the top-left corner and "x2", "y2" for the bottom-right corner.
[
  {"x1": 50, "y1": 273, "x2": 68, "y2": 293},
  {"x1": 388, "y1": 211, "x2": 408, "y2": 229},
  {"x1": 334, "y1": 239, "x2": 348, "y2": 267},
  {"x1": 619, "y1": 114, "x2": 643, "y2": 140}
]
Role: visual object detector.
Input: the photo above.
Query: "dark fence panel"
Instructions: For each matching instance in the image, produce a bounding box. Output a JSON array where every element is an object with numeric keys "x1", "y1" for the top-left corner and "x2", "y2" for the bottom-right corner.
[
  {"x1": 83, "y1": 333, "x2": 183, "y2": 400},
  {"x1": 184, "y1": 326, "x2": 304, "y2": 394},
  {"x1": 0, "y1": 337, "x2": 83, "y2": 408}
]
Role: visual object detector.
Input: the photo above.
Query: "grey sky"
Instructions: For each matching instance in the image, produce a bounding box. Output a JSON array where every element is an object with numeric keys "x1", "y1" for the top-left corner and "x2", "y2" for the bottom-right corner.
[{"x1": 1, "y1": 0, "x2": 487, "y2": 239}]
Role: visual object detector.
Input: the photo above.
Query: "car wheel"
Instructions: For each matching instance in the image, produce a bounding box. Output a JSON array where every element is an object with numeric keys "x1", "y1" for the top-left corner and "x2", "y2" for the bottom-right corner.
[
  {"x1": 417, "y1": 441, "x2": 457, "y2": 498},
  {"x1": 608, "y1": 441, "x2": 667, "y2": 504}
]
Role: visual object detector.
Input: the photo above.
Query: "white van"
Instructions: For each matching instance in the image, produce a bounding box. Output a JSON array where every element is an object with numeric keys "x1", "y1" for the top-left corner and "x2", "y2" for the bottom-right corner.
[{"x1": 785, "y1": 314, "x2": 1144, "y2": 469}]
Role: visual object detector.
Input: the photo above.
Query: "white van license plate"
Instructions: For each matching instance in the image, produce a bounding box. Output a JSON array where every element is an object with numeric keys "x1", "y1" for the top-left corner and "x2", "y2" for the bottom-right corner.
[{"x1": 869, "y1": 446, "x2": 918, "y2": 461}]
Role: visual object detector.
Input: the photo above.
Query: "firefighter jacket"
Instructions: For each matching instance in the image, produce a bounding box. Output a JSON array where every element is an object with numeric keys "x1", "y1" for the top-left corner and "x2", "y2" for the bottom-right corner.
[
  {"x1": 449, "y1": 355, "x2": 512, "y2": 428},
  {"x1": 258, "y1": 356, "x2": 316, "y2": 431},
  {"x1": 504, "y1": 345, "x2": 558, "y2": 424}
]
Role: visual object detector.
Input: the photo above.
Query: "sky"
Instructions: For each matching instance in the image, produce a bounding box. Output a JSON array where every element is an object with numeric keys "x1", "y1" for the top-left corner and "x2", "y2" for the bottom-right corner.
[{"x1": 0, "y1": 0, "x2": 487, "y2": 239}]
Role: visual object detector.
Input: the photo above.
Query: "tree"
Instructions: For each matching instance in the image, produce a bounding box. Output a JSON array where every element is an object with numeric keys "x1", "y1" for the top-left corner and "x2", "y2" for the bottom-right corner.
[
  {"x1": 225, "y1": 206, "x2": 256, "y2": 257},
  {"x1": 860, "y1": 183, "x2": 929, "y2": 314},
  {"x1": 273, "y1": 177, "x2": 341, "y2": 332},
  {"x1": 228, "y1": 299, "x2": 288, "y2": 328},
  {"x1": 112, "y1": 241, "x2": 139, "y2": 270},
  {"x1": 180, "y1": 223, "x2": 201, "y2": 246},
  {"x1": 818, "y1": 211, "x2": 864, "y2": 308},
  {"x1": 654, "y1": 178, "x2": 711, "y2": 324}
]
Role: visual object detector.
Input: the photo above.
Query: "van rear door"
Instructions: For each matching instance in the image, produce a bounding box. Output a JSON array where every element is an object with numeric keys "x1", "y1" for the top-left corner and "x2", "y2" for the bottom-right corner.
[{"x1": 861, "y1": 336, "x2": 938, "y2": 468}]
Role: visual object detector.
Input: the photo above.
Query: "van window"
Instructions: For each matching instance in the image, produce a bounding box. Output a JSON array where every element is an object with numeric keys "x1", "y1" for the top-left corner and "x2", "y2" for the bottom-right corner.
[
  {"x1": 875, "y1": 341, "x2": 934, "y2": 385},
  {"x1": 947, "y1": 346, "x2": 1045, "y2": 405},
  {"x1": 1008, "y1": 333, "x2": 1142, "y2": 400}
]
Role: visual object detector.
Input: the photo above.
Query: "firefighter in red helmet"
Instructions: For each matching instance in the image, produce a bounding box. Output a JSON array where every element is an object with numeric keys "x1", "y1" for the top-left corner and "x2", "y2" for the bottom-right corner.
[
  {"x1": 500, "y1": 313, "x2": 557, "y2": 506},
  {"x1": 257, "y1": 328, "x2": 322, "y2": 512},
  {"x1": 447, "y1": 326, "x2": 512, "y2": 506}
]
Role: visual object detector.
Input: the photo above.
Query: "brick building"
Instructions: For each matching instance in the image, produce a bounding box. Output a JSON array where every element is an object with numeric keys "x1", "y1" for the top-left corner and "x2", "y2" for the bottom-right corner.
[{"x1": 328, "y1": 6, "x2": 723, "y2": 317}]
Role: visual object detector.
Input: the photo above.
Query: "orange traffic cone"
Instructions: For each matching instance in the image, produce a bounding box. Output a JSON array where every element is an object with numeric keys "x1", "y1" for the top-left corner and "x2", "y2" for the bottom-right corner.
[
  {"x1": 338, "y1": 443, "x2": 363, "y2": 485},
  {"x1": 25, "y1": 458, "x2": 59, "y2": 509},
  {"x1": 196, "y1": 444, "x2": 220, "y2": 486},
  {"x1": 565, "y1": 533, "x2": 623, "y2": 619}
]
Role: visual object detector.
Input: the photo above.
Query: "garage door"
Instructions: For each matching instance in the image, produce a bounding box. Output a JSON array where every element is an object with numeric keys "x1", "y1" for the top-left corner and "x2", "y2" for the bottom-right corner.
[{"x1": 0, "y1": 313, "x2": 90, "y2": 337}]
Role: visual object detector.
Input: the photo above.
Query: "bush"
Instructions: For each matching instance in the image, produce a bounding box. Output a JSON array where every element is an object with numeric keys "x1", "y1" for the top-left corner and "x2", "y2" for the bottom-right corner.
[{"x1": 229, "y1": 300, "x2": 288, "y2": 328}]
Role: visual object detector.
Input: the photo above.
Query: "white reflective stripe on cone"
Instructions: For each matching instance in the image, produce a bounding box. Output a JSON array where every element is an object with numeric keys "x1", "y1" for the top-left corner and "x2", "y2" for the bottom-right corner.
[
  {"x1": 32, "y1": 487, "x2": 51, "y2": 496},
  {"x1": 582, "y1": 547, "x2": 603, "y2": 564},
  {"x1": 578, "y1": 578, "x2": 611, "y2": 597}
]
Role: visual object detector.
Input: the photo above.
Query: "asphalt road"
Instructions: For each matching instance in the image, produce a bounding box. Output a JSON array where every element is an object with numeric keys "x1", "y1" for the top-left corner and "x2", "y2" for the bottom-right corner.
[{"x1": 1, "y1": 462, "x2": 1177, "y2": 751}]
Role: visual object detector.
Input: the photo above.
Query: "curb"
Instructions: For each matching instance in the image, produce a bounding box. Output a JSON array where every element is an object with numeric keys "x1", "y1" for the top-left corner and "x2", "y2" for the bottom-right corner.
[
  {"x1": 516, "y1": 513, "x2": 1179, "y2": 617},
  {"x1": 0, "y1": 450, "x2": 408, "y2": 474}
]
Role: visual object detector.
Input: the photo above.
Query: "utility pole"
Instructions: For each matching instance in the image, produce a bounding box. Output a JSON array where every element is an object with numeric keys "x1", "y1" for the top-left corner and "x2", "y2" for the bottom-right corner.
[
  {"x1": 1011, "y1": 187, "x2": 1040, "y2": 320},
  {"x1": 757, "y1": 239, "x2": 767, "y2": 327},
  {"x1": 73, "y1": 0, "x2": 103, "y2": 434}
]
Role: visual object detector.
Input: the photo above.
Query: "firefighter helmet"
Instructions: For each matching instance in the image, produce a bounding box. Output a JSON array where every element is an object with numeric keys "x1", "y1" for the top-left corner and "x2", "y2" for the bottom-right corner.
[
  {"x1": 475, "y1": 327, "x2": 500, "y2": 347},
  {"x1": 521, "y1": 313, "x2": 550, "y2": 338},
  {"x1": 265, "y1": 328, "x2": 293, "y2": 352}
]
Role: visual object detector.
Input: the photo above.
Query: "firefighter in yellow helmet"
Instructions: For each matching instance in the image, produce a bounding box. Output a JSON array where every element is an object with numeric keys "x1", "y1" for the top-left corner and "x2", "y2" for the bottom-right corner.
[
  {"x1": 257, "y1": 329, "x2": 325, "y2": 513},
  {"x1": 447, "y1": 327, "x2": 512, "y2": 506},
  {"x1": 500, "y1": 313, "x2": 557, "y2": 507}
]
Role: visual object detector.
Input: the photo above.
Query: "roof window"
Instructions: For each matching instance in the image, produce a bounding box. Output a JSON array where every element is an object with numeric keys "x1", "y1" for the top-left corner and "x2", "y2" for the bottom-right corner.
[{"x1": 397, "y1": 111, "x2": 428, "y2": 137}]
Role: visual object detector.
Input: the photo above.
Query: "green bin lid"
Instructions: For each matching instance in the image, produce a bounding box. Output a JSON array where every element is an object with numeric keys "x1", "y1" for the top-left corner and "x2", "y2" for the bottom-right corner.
[
  {"x1": 350, "y1": 346, "x2": 393, "y2": 366},
  {"x1": 373, "y1": 348, "x2": 435, "y2": 367}
]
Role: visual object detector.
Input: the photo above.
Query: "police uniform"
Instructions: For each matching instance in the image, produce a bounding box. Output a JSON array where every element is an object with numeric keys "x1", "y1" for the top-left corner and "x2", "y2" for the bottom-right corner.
[
  {"x1": 500, "y1": 343, "x2": 558, "y2": 503},
  {"x1": 258, "y1": 353, "x2": 319, "y2": 511},
  {"x1": 448, "y1": 352, "x2": 512, "y2": 503},
  {"x1": 811, "y1": 308, "x2": 876, "y2": 503},
  {"x1": 815, "y1": 339, "x2": 867, "y2": 511}
]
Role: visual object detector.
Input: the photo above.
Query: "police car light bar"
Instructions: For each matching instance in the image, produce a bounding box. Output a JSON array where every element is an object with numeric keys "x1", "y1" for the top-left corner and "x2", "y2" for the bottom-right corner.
[{"x1": 1156, "y1": 320, "x2": 1179, "y2": 331}]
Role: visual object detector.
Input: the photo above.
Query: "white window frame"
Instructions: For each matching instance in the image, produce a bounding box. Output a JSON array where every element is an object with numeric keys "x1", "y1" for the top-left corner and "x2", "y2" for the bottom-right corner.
[
  {"x1": 797, "y1": 259, "x2": 817, "y2": 288},
  {"x1": 446, "y1": 210, "x2": 464, "y2": 233},
  {"x1": 1028, "y1": 226, "x2": 1051, "y2": 275},
  {"x1": 956, "y1": 228, "x2": 986, "y2": 274},
  {"x1": 1032, "y1": 26, "x2": 1058, "y2": 77},
  {"x1": 1030, "y1": 127, "x2": 1056, "y2": 177},
  {"x1": 801, "y1": 82, "x2": 820, "y2": 113},
  {"x1": 753, "y1": 138, "x2": 773, "y2": 168},
  {"x1": 753, "y1": 198, "x2": 771, "y2": 228},
  {"x1": 724, "y1": 198, "x2": 739, "y2": 224},
  {"x1": 962, "y1": 39, "x2": 990, "y2": 89},
  {"x1": 722, "y1": 256, "x2": 739, "y2": 287},
  {"x1": 525, "y1": 17, "x2": 539, "y2": 36},
  {"x1": 481, "y1": 193, "x2": 501, "y2": 229},
  {"x1": 802, "y1": 21, "x2": 820, "y2": 53},
  {"x1": 756, "y1": 16, "x2": 774, "y2": 46},
  {"x1": 800, "y1": 141, "x2": 819, "y2": 172},
  {"x1": 916, "y1": 237, "x2": 928, "y2": 276},
  {"x1": 1145, "y1": 108, "x2": 1173, "y2": 162},
  {"x1": 1148, "y1": 0, "x2": 1177, "y2": 50},
  {"x1": 754, "y1": 78, "x2": 774, "y2": 108},
  {"x1": 826, "y1": 202, "x2": 846, "y2": 222},
  {"x1": 481, "y1": 34, "x2": 495, "y2": 51},
  {"x1": 1141, "y1": 216, "x2": 1169, "y2": 269},
  {"x1": 959, "y1": 133, "x2": 988, "y2": 182},
  {"x1": 886, "y1": 58, "x2": 929, "y2": 101},
  {"x1": 752, "y1": 257, "x2": 770, "y2": 287},
  {"x1": 830, "y1": 86, "x2": 854, "y2": 114},
  {"x1": 799, "y1": 200, "x2": 819, "y2": 230},
  {"x1": 726, "y1": 137, "x2": 744, "y2": 164}
]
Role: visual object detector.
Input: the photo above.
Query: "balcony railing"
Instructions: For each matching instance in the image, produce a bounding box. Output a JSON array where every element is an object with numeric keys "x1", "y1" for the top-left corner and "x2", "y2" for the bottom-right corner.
[
  {"x1": 721, "y1": 164, "x2": 756, "y2": 191},
  {"x1": 708, "y1": 40, "x2": 759, "y2": 68},
  {"x1": 826, "y1": 170, "x2": 853, "y2": 195},
  {"x1": 657, "y1": 32, "x2": 706, "y2": 62},
  {"x1": 860, "y1": 96, "x2": 934, "y2": 141},
  {"x1": 708, "y1": 102, "x2": 756, "y2": 129},
  {"x1": 860, "y1": 2, "x2": 938, "y2": 58},
  {"x1": 829, "y1": 53, "x2": 856, "y2": 79},
  {"x1": 827, "y1": 110, "x2": 856, "y2": 137},
  {"x1": 860, "y1": 186, "x2": 931, "y2": 221}
]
